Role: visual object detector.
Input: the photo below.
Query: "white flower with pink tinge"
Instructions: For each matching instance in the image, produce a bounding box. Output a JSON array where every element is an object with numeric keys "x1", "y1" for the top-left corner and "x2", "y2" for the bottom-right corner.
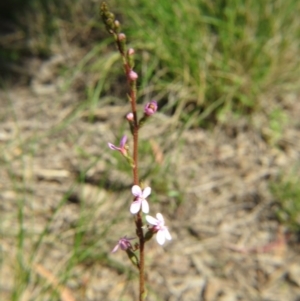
[
  {"x1": 146, "y1": 213, "x2": 172, "y2": 245},
  {"x1": 130, "y1": 185, "x2": 151, "y2": 214}
]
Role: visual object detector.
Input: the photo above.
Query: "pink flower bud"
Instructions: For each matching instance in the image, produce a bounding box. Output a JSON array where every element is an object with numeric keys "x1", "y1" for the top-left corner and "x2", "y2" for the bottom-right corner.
[
  {"x1": 111, "y1": 236, "x2": 135, "y2": 253},
  {"x1": 118, "y1": 33, "x2": 126, "y2": 41},
  {"x1": 126, "y1": 112, "x2": 134, "y2": 121},
  {"x1": 128, "y1": 48, "x2": 135, "y2": 56},
  {"x1": 128, "y1": 70, "x2": 138, "y2": 81},
  {"x1": 144, "y1": 100, "x2": 158, "y2": 116}
]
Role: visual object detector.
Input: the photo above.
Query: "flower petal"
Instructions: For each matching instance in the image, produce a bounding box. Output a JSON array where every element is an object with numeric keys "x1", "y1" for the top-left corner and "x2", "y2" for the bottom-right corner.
[
  {"x1": 111, "y1": 244, "x2": 119, "y2": 253},
  {"x1": 130, "y1": 200, "x2": 141, "y2": 214},
  {"x1": 141, "y1": 200, "x2": 149, "y2": 213},
  {"x1": 164, "y1": 228, "x2": 172, "y2": 241},
  {"x1": 108, "y1": 143, "x2": 119, "y2": 150},
  {"x1": 132, "y1": 185, "x2": 142, "y2": 197},
  {"x1": 156, "y1": 230, "x2": 166, "y2": 245},
  {"x1": 156, "y1": 213, "x2": 164, "y2": 223},
  {"x1": 120, "y1": 135, "x2": 127, "y2": 147},
  {"x1": 146, "y1": 215, "x2": 158, "y2": 225},
  {"x1": 142, "y1": 187, "x2": 151, "y2": 198}
]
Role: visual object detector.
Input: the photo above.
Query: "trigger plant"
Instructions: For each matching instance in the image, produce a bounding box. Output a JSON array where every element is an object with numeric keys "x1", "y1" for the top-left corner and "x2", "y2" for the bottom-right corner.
[{"x1": 100, "y1": 2, "x2": 172, "y2": 300}]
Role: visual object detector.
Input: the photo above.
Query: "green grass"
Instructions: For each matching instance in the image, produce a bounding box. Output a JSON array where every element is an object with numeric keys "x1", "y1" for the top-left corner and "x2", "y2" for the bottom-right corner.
[
  {"x1": 271, "y1": 171, "x2": 300, "y2": 233},
  {"x1": 3, "y1": 0, "x2": 299, "y2": 126},
  {"x1": 110, "y1": 0, "x2": 300, "y2": 125}
]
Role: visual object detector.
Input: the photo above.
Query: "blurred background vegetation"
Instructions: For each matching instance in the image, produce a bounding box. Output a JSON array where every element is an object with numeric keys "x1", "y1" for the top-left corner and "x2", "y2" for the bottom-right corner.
[{"x1": 1, "y1": 0, "x2": 300, "y2": 124}]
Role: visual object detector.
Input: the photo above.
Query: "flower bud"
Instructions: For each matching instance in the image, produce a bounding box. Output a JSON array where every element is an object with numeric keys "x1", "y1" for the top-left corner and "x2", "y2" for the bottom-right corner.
[
  {"x1": 144, "y1": 229, "x2": 154, "y2": 242},
  {"x1": 126, "y1": 249, "x2": 139, "y2": 268},
  {"x1": 114, "y1": 20, "x2": 120, "y2": 30},
  {"x1": 128, "y1": 70, "x2": 138, "y2": 81},
  {"x1": 127, "y1": 48, "x2": 135, "y2": 68},
  {"x1": 144, "y1": 100, "x2": 158, "y2": 116},
  {"x1": 107, "y1": 12, "x2": 115, "y2": 20},
  {"x1": 128, "y1": 48, "x2": 135, "y2": 56},
  {"x1": 111, "y1": 236, "x2": 134, "y2": 253},
  {"x1": 118, "y1": 33, "x2": 126, "y2": 41},
  {"x1": 126, "y1": 112, "x2": 134, "y2": 135},
  {"x1": 126, "y1": 112, "x2": 134, "y2": 121}
]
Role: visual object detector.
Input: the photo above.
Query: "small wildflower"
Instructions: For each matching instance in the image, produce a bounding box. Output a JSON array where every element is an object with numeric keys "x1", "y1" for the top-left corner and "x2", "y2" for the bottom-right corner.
[
  {"x1": 128, "y1": 70, "x2": 138, "y2": 81},
  {"x1": 144, "y1": 100, "x2": 158, "y2": 116},
  {"x1": 108, "y1": 135, "x2": 127, "y2": 156},
  {"x1": 130, "y1": 185, "x2": 151, "y2": 214},
  {"x1": 111, "y1": 236, "x2": 134, "y2": 253},
  {"x1": 146, "y1": 213, "x2": 171, "y2": 245}
]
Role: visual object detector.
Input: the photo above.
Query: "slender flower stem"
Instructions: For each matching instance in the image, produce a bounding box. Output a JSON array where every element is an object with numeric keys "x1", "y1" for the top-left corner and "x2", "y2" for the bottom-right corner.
[
  {"x1": 137, "y1": 212, "x2": 145, "y2": 300},
  {"x1": 117, "y1": 29, "x2": 145, "y2": 301},
  {"x1": 129, "y1": 64, "x2": 146, "y2": 301},
  {"x1": 101, "y1": 3, "x2": 146, "y2": 298},
  {"x1": 131, "y1": 89, "x2": 139, "y2": 184}
]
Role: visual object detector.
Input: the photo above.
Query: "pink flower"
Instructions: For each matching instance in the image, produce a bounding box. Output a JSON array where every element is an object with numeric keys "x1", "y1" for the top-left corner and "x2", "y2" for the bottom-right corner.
[
  {"x1": 130, "y1": 185, "x2": 151, "y2": 214},
  {"x1": 111, "y1": 236, "x2": 134, "y2": 253},
  {"x1": 146, "y1": 213, "x2": 172, "y2": 245},
  {"x1": 144, "y1": 101, "x2": 157, "y2": 116},
  {"x1": 108, "y1": 135, "x2": 127, "y2": 156}
]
